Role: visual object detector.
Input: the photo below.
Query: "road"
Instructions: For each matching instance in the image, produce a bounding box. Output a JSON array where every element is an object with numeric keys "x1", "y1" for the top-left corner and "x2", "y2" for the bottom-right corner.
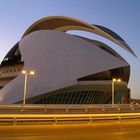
[{"x1": 0, "y1": 122, "x2": 140, "y2": 140}]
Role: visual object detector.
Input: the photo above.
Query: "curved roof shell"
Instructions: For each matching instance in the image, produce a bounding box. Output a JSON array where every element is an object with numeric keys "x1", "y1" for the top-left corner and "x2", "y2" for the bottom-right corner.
[{"x1": 22, "y1": 16, "x2": 136, "y2": 57}]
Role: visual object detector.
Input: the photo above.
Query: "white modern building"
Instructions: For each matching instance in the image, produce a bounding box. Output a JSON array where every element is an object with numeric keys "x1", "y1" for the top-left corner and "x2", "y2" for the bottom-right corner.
[{"x1": 0, "y1": 16, "x2": 136, "y2": 104}]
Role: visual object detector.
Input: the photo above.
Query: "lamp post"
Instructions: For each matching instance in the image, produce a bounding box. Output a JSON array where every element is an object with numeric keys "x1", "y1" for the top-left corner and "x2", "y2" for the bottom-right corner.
[
  {"x1": 112, "y1": 78, "x2": 121, "y2": 107},
  {"x1": 22, "y1": 70, "x2": 35, "y2": 105}
]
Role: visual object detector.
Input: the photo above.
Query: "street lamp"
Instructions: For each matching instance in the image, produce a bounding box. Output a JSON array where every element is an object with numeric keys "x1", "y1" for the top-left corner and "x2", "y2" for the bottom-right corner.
[
  {"x1": 22, "y1": 70, "x2": 35, "y2": 105},
  {"x1": 112, "y1": 78, "x2": 121, "y2": 107}
]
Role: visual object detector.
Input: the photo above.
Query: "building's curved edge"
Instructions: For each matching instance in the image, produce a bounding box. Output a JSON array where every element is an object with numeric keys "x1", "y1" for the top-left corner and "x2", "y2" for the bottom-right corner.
[{"x1": 22, "y1": 16, "x2": 136, "y2": 57}]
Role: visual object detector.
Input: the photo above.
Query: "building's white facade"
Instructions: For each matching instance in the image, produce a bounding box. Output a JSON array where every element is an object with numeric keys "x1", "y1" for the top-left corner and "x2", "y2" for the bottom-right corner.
[{"x1": 0, "y1": 16, "x2": 135, "y2": 104}]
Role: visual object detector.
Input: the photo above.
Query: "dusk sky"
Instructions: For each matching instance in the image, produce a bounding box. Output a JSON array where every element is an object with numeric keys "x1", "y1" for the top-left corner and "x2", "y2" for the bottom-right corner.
[{"x1": 0, "y1": 0, "x2": 140, "y2": 98}]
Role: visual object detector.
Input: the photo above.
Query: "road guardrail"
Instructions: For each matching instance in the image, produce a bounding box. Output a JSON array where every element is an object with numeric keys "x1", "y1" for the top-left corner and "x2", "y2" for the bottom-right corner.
[
  {"x1": 0, "y1": 113, "x2": 140, "y2": 126},
  {"x1": 0, "y1": 104, "x2": 139, "y2": 114}
]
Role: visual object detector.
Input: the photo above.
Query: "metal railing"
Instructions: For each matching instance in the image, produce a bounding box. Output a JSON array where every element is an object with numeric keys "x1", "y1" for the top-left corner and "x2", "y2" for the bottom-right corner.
[
  {"x1": 0, "y1": 113, "x2": 140, "y2": 126},
  {"x1": 0, "y1": 104, "x2": 140, "y2": 125},
  {"x1": 0, "y1": 104, "x2": 139, "y2": 114}
]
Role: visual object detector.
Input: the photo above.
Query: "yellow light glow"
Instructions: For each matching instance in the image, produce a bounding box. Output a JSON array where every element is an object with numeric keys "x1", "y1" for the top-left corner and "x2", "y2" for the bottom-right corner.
[
  {"x1": 22, "y1": 70, "x2": 35, "y2": 75},
  {"x1": 113, "y1": 78, "x2": 116, "y2": 82},
  {"x1": 22, "y1": 70, "x2": 26, "y2": 74},
  {"x1": 117, "y1": 79, "x2": 121, "y2": 82},
  {"x1": 30, "y1": 71, "x2": 35, "y2": 75},
  {"x1": 113, "y1": 78, "x2": 121, "y2": 82}
]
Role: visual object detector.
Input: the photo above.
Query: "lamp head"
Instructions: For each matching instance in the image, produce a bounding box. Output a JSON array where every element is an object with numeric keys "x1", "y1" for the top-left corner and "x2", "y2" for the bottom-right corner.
[
  {"x1": 113, "y1": 78, "x2": 116, "y2": 82},
  {"x1": 30, "y1": 71, "x2": 35, "y2": 75},
  {"x1": 117, "y1": 79, "x2": 121, "y2": 82},
  {"x1": 112, "y1": 78, "x2": 121, "y2": 82},
  {"x1": 22, "y1": 70, "x2": 26, "y2": 74},
  {"x1": 22, "y1": 70, "x2": 35, "y2": 75}
]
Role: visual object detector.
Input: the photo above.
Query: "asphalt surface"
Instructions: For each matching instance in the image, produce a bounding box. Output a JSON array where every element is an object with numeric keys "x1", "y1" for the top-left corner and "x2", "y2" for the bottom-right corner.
[{"x1": 0, "y1": 121, "x2": 140, "y2": 140}]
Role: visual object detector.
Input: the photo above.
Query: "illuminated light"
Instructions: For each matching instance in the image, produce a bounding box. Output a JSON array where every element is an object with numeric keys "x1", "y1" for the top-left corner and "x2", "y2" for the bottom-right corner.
[
  {"x1": 22, "y1": 70, "x2": 26, "y2": 74},
  {"x1": 30, "y1": 71, "x2": 35, "y2": 75},
  {"x1": 112, "y1": 78, "x2": 121, "y2": 82},
  {"x1": 22, "y1": 70, "x2": 35, "y2": 75},
  {"x1": 117, "y1": 79, "x2": 121, "y2": 82},
  {"x1": 113, "y1": 78, "x2": 116, "y2": 82}
]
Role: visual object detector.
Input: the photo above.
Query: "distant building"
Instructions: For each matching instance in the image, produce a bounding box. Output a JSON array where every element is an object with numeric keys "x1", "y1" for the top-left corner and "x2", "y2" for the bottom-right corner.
[{"x1": 0, "y1": 16, "x2": 136, "y2": 104}]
